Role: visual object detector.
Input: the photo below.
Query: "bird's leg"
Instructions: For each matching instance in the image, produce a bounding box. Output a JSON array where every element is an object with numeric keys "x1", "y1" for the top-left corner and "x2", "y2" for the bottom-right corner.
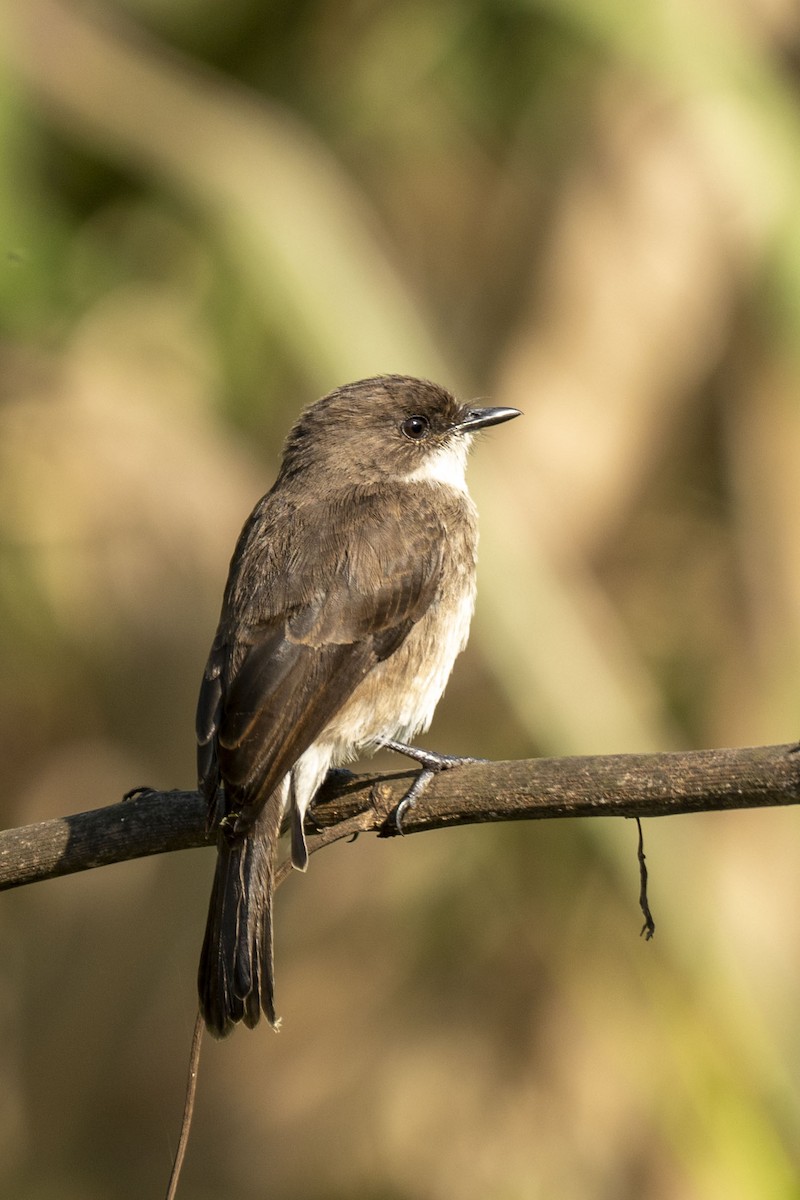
[{"x1": 379, "y1": 740, "x2": 486, "y2": 832}]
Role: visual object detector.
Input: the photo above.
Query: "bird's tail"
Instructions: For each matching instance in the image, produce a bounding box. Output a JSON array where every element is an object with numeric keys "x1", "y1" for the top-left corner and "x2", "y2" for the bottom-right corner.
[{"x1": 198, "y1": 800, "x2": 282, "y2": 1038}]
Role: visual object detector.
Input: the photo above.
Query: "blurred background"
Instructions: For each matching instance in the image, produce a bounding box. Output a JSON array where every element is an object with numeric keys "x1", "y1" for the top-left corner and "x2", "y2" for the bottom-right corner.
[{"x1": 1, "y1": 0, "x2": 800, "y2": 1196}]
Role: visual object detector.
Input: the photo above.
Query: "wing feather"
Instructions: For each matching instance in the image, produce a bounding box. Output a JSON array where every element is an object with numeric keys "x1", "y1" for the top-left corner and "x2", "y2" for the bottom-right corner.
[{"x1": 197, "y1": 483, "x2": 448, "y2": 828}]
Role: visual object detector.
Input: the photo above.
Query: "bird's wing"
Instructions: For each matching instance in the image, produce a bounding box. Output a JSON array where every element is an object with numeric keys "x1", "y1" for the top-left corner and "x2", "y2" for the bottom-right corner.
[{"x1": 196, "y1": 486, "x2": 446, "y2": 828}]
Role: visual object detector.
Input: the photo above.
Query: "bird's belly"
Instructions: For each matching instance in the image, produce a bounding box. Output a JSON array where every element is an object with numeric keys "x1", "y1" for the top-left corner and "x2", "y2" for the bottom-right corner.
[{"x1": 321, "y1": 575, "x2": 477, "y2": 760}]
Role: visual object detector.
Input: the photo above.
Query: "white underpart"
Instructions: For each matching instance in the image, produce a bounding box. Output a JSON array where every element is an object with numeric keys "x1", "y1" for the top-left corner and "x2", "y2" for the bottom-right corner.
[
  {"x1": 313, "y1": 567, "x2": 476, "y2": 761},
  {"x1": 403, "y1": 434, "x2": 471, "y2": 492},
  {"x1": 390, "y1": 433, "x2": 477, "y2": 741},
  {"x1": 285, "y1": 742, "x2": 335, "y2": 832},
  {"x1": 287, "y1": 433, "x2": 477, "y2": 832},
  {"x1": 387, "y1": 576, "x2": 476, "y2": 738}
]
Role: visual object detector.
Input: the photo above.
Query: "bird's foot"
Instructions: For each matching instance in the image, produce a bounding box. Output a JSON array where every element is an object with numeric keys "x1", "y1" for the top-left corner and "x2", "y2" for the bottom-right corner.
[
  {"x1": 122, "y1": 785, "x2": 158, "y2": 802},
  {"x1": 378, "y1": 740, "x2": 486, "y2": 833},
  {"x1": 122, "y1": 785, "x2": 188, "y2": 802}
]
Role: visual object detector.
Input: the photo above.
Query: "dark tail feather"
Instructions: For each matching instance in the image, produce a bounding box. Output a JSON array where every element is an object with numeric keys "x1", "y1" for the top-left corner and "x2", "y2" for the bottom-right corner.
[{"x1": 198, "y1": 805, "x2": 281, "y2": 1038}]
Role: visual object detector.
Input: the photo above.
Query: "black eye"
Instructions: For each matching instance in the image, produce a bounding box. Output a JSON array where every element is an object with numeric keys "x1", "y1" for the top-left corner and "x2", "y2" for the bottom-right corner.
[{"x1": 401, "y1": 414, "x2": 430, "y2": 441}]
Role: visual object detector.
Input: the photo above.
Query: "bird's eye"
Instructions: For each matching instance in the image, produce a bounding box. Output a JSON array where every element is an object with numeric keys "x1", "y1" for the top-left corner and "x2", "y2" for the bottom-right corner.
[{"x1": 401, "y1": 414, "x2": 430, "y2": 441}]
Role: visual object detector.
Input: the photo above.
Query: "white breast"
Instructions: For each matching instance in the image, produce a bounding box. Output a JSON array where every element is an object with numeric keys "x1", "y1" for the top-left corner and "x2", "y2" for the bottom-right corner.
[{"x1": 403, "y1": 436, "x2": 471, "y2": 493}]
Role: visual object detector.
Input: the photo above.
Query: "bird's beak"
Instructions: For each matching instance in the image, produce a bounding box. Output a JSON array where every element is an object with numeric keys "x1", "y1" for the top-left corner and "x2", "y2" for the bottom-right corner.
[{"x1": 452, "y1": 406, "x2": 522, "y2": 433}]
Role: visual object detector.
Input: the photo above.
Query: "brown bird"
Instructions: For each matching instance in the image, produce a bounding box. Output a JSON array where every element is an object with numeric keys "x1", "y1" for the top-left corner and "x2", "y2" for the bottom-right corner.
[{"x1": 196, "y1": 375, "x2": 520, "y2": 1037}]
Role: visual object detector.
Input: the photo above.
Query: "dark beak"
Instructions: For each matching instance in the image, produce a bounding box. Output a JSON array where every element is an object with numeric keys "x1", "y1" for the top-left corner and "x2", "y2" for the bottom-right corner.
[{"x1": 452, "y1": 406, "x2": 522, "y2": 433}]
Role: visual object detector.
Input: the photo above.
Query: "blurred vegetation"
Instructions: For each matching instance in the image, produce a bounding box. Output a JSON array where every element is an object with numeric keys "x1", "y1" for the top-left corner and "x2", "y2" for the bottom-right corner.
[{"x1": 2, "y1": 0, "x2": 800, "y2": 1196}]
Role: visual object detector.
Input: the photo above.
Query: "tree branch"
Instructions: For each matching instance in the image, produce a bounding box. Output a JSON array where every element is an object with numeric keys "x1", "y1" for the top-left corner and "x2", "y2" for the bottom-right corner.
[{"x1": 1, "y1": 743, "x2": 799, "y2": 892}]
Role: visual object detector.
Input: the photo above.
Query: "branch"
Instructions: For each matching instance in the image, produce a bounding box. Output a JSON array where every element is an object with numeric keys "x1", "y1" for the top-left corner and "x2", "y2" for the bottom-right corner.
[{"x1": 1, "y1": 744, "x2": 799, "y2": 892}]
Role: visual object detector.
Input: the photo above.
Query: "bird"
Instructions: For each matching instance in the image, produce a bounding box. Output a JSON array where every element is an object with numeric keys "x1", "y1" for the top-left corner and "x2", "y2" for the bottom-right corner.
[{"x1": 196, "y1": 374, "x2": 521, "y2": 1037}]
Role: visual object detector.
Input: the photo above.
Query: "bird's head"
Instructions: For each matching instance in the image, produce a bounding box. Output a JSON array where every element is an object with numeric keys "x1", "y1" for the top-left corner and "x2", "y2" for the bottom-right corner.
[{"x1": 280, "y1": 375, "x2": 521, "y2": 487}]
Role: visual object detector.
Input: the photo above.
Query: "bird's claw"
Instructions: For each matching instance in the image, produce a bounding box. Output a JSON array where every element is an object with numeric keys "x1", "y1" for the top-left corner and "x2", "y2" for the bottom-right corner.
[
  {"x1": 122, "y1": 785, "x2": 157, "y2": 802},
  {"x1": 392, "y1": 766, "x2": 435, "y2": 833}
]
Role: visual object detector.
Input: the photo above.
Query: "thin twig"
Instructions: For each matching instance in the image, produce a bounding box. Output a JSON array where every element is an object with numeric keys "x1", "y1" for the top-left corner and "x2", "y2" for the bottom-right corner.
[
  {"x1": 165, "y1": 1010, "x2": 204, "y2": 1200},
  {"x1": 635, "y1": 817, "x2": 655, "y2": 940}
]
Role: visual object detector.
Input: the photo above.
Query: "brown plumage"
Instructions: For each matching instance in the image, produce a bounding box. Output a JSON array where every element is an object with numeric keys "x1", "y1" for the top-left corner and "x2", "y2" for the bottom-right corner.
[{"x1": 196, "y1": 375, "x2": 520, "y2": 1037}]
